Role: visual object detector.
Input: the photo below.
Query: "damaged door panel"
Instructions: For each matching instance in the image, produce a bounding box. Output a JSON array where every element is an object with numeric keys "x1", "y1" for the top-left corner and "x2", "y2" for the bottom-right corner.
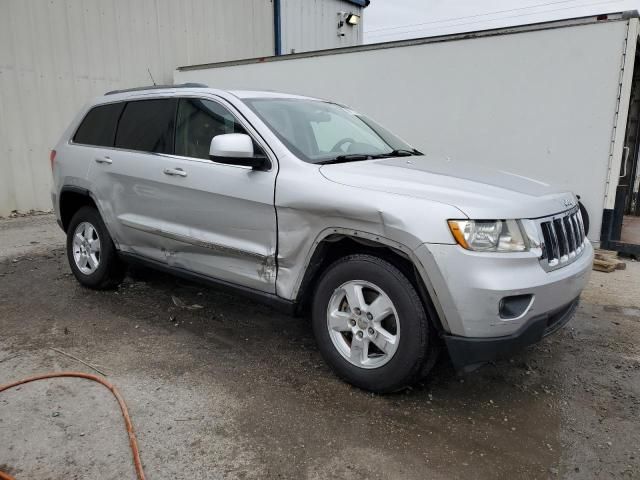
[{"x1": 155, "y1": 97, "x2": 279, "y2": 293}]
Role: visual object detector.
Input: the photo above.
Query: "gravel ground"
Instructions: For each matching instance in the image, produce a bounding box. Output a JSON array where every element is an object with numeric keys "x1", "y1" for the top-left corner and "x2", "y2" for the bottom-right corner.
[
  {"x1": 0, "y1": 213, "x2": 64, "y2": 261},
  {"x1": 0, "y1": 215, "x2": 639, "y2": 479}
]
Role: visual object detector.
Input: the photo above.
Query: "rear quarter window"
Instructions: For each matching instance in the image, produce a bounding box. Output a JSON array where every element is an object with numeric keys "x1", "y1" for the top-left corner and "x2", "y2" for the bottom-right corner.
[
  {"x1": 73, "y1": 103, "x2": 124, "y2": 147},
  {"x1": 115, "y1": 99, "x2": 177, "y2": 153}
]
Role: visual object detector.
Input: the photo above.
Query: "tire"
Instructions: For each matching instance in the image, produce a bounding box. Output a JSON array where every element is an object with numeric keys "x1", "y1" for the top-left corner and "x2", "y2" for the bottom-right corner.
[
  {"x1": 66, "y1": 206, "x2": 125, "y2": 289},
  {"x1": 311, "y1": 254, "x2": 438, "y2": 393}
]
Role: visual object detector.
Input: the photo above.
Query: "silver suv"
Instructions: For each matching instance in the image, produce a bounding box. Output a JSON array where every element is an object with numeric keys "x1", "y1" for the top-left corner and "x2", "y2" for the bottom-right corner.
[{"x1": 51, "y1": 84, "x2": 593, "y2": 392}]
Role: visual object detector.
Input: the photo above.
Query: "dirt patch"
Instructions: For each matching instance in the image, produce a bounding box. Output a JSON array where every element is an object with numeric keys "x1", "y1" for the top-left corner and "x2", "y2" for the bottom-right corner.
[{"x1": 0, "y1": 248, "x2": 639, "y2": 478}]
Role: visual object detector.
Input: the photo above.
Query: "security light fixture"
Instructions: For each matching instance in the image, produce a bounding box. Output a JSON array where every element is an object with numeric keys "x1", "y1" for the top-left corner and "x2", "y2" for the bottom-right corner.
[
  {"x1": 346, "y1": 13, "x2": 360, "y2": 26},
  {"x1": 337, "y1": 11, "x2": 360, "y2": 37}
]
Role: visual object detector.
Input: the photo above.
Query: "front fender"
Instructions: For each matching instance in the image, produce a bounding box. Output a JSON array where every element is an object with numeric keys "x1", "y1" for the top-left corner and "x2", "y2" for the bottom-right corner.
[{"x1": 274, "y1": 164, "x2": 462, "y2": 328}]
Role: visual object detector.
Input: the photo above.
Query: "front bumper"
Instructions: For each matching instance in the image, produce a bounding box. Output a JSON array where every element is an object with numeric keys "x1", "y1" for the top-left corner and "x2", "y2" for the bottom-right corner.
[
  {"x1": 443, "y1": 296, "x2": 579, "y2": 369},
  {"x1": 414, "y1": 240, "x2": 593, "y2": 338},
  {"x1": 413, "y1": 239, "x2": 592, "y2": 369}
]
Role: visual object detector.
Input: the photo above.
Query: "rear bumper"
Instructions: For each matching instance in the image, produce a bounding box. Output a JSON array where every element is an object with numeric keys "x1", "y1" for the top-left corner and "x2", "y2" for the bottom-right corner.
[
  {"x1": 51, "y1": 191, "x2": 64, "y2": 231},
  {"x1": 443, "y1": 296, "x2": 579, "y2": 369}
]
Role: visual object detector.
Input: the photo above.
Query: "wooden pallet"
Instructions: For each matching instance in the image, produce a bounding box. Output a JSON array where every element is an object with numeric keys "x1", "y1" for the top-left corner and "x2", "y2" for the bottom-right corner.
[{"x1": 593, "y1": 249, "x2": 626, "y2": 272}]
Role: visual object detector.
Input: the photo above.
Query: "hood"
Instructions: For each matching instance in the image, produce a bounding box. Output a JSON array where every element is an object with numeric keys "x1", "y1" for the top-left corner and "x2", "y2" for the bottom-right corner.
[{"x1": 319, "y1": 155, "x2": 576, "y2": 219}]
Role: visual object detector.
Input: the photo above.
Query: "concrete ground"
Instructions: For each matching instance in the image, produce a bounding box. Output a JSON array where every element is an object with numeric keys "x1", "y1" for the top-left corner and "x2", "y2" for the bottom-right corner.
[
  {"x1": 0, "y1": 213, "x2": 64, "y2": 261},
  {"x1": 0, "y1": 214, "x2": 639, "y2": 479},
  {"x1": 621, "y1": 216, "x2": 640, "y2": 246}
]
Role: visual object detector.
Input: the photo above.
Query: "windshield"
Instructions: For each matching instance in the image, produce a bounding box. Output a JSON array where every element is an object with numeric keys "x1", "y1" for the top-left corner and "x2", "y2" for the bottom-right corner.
[{"x1": 242, "y1": 98, "x2": 418, "y2": 164}]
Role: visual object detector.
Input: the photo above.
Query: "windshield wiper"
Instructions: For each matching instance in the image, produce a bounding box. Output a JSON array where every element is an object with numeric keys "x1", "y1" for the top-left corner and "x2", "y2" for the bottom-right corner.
[
  {"x1": 316, "y1": 154, "x2": 373, "y2": 165},
  {"x1": 371, "y1": 149, "x2": 422, "y2": 159},
  {"x1": 317, "y1": 149, "x2": 423, "y2": 165}
]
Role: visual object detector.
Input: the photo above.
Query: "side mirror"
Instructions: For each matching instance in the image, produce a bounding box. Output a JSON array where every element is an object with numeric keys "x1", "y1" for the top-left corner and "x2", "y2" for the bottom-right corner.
[{"x1": 209, "y1": 134, "x2": 269, "y2": 170}]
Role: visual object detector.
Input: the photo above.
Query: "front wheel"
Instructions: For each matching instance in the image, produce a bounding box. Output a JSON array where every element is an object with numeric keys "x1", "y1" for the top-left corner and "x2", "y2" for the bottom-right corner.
[
  {"x1": 66, "y1": 206, "x2": 125, "y2": 289},
  {"x1": 311, "y1": 254, "x2": 438, "y2": 393}
]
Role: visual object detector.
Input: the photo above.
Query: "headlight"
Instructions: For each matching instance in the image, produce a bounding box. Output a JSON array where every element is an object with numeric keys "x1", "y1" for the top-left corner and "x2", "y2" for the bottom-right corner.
[{"x1": 447, "y1": 219, "x2": 528, "y2": 252}]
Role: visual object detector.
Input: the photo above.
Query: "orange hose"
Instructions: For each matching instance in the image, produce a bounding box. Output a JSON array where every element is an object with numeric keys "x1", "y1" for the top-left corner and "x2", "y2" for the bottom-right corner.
[{"x1": 0, "y1": 372, "x2": 145, "y2": 480}]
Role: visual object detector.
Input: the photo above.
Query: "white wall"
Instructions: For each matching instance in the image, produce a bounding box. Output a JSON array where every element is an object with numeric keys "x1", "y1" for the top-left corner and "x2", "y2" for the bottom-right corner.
[
  {"x1": 0, "y1": 0, "x2": 274, "y2": 216},
  {"x1": 175, "y1": 18, "x2": 632, "y2": 242},
  {"x1": 280, "y1": 0, "x2": 363, "y2": 54}
]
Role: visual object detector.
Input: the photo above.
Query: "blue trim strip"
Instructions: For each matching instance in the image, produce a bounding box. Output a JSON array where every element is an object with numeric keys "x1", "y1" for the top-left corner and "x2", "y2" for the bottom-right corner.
[
  {"x1": 274, "y1": 0, "x2": 282, "y2": 56},
  {"x1": 345, "y1": 0, "x2": 370, "y2": 7}
]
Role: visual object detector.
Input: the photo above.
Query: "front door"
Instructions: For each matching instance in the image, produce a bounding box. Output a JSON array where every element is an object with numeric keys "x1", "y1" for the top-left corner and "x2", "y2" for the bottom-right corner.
[{"x1": 153, "y1": 96, "x2": 278, "y2": 292}]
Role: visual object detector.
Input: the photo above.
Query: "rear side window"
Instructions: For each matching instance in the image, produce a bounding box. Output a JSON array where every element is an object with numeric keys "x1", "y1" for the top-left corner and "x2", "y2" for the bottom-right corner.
[
  {"x1": 115, "y1": 99, "x2": 177, "y2": 153},
  {"x1": 73, "y1": 103, "x2": 124, "y2": 147},
  {"x1": 175, "y1": 98, "x2": 247, "y2": 160}
]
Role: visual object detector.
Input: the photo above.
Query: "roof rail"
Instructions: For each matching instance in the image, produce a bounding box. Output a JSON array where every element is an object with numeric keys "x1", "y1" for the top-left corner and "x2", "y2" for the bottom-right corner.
[{"x1": 105, "y1": 82, "x2": 208, "y2": 96}]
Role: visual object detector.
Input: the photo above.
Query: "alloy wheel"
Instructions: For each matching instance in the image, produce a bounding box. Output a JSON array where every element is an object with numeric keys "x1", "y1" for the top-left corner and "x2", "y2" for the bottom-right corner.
[
  {"x1": 72, "y1": 221, "x2": 101, "y2": 275},
  {"x1": 326, "y1": 280, "x2": 400, "y2": 369}
]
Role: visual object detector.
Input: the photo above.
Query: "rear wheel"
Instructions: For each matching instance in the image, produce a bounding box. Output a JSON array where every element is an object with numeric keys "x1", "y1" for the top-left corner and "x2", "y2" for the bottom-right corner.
[
  {"x1": 66, "y1": 206, "x2": 125, "y2": 289},
  {"x1": 312, "y1": 254, "x2": 438, "y2": 393}
]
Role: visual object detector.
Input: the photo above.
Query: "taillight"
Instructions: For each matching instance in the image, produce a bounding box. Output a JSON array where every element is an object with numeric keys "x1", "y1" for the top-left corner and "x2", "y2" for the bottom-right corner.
[{"x1": 50, "y1": 150, "x2": 57, "y2": 171}]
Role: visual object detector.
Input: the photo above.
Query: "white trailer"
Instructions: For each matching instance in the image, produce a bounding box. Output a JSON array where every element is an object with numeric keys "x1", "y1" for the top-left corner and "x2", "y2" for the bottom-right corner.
[{"x1": 175, "y1": 12, "x2": 640, "y2": 256}]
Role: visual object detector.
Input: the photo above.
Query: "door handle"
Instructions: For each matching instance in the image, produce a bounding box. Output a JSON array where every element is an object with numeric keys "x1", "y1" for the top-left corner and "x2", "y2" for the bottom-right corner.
[
  {"x1": 163, "y1": 168, "x2": 187, "y2": 177},
  {"x1": 95, "y1": 156, "x2": 112, "y2": 165}
]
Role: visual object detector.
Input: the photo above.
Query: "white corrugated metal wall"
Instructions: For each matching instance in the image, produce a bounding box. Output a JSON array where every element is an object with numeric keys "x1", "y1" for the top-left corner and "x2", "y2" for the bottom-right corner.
[
  {"x1": 175, "y1": 18, "x2": 633, "y2": 243},
  {"x1": 280, "y1": 0, "x2": 363, "y2": 54},
  {"x1": 0, "y1": 0, "x2": 274, "y2": 216}
]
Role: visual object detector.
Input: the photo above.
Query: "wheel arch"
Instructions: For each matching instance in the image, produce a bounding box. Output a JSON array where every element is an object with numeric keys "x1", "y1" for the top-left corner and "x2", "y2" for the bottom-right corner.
[
  {"x1": 59, "y1": 186, "x2": 97, "y2": 232},
  {"x1": 293, "y1": 228, "x2": 449, "y2": 334},
  {"x1": 58, "y1": 187, "x2": 118, "y2": 248}
]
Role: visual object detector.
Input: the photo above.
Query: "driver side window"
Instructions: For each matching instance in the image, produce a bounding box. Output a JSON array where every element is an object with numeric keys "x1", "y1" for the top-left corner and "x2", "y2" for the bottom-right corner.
[{"x1": 175, "y1": 98, "x2": 247, "y2": 160}]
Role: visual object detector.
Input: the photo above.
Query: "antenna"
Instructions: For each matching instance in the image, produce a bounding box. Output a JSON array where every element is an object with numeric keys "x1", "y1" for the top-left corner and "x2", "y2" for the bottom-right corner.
[{"x1": 147, "y1": 68, "x2": 156, "y2": 86}]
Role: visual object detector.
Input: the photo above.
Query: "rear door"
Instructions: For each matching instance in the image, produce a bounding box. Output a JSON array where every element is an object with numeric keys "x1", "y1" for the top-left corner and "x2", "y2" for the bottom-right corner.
[
  {"x1": 88, "y1": 95, "x2": 278, "y2": 293},
  {"x1": 88, "y1": 97, "x2": 180, "y2": 263}
]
